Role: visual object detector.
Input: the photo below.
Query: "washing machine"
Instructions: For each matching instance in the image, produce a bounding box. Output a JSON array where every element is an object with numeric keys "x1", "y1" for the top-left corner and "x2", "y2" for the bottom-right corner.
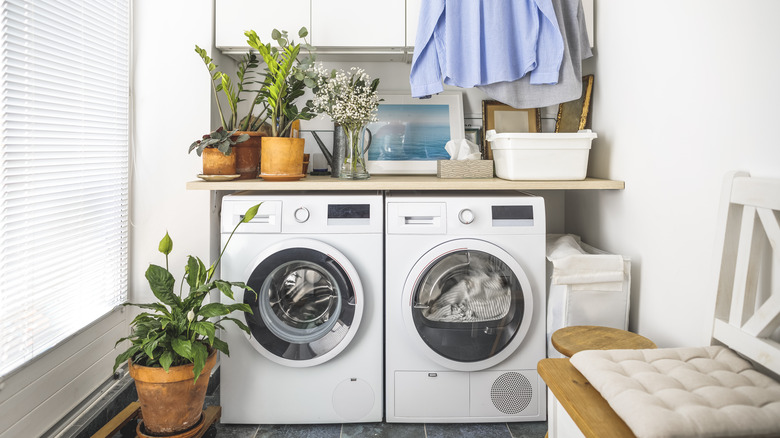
[
  {"x1": 219, "y1": 191, "x2": 383, "y2": 424},
  {"x1": 385, "y1": 191, "x2": 546, "y2": 423}
]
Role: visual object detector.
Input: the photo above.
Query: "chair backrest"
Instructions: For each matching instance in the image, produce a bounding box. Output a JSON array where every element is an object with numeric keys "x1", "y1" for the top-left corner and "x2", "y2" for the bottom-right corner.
[{"x1": 710, "y1": 171, "x2": 780, "y2": 376}]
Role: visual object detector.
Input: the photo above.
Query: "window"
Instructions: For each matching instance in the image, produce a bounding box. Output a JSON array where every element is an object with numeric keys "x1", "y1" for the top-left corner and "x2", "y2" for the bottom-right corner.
[{"x1": 0, "y1": 0, "x2": 129, "y2": 383}]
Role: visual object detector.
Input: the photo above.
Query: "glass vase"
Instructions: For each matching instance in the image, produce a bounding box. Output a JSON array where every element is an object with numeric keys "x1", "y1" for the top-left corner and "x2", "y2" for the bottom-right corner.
[{"x1": 339, "y1": 123, "x2": 370, "y2": 180}]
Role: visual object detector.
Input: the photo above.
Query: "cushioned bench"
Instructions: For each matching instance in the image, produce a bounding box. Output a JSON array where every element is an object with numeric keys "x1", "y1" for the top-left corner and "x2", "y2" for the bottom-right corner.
[{"x1": 540, "y1": 172, "x2": 780, "y2": 438}]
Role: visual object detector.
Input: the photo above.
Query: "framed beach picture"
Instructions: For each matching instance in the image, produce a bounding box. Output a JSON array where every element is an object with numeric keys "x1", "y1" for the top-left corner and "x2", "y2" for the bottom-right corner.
[{"x1": 366, "y1": 92, "x2": 465, "y2": 174}]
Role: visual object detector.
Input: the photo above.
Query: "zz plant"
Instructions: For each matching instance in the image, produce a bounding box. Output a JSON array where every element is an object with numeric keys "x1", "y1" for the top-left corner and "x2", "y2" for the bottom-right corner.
[
  {"x1": 113, "y1": 203, "x2": 261, "y2": 381},
  {"x1": 245, "y1": 27, "x2": 318, "y2": 138}
]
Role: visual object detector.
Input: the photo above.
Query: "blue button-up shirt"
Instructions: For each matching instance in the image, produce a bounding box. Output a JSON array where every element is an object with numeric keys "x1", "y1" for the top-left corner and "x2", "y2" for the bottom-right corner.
[{"x1": 410, "y1": 0, "x2": 564, "y2": 98}]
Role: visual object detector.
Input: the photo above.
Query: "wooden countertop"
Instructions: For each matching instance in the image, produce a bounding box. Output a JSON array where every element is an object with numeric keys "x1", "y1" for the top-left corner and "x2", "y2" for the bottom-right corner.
[{"x1": 186, "y1": 175, "x2": 625, "y2": 191}]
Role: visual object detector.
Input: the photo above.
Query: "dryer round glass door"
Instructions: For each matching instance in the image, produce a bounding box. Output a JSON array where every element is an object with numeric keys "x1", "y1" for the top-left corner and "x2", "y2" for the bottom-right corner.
[
  {"x1": 401, "y1": 239, "x2": 534, "y2": 372},
  {"x1": 243, "y1": 239, "x2": 364, "y2": 367}
]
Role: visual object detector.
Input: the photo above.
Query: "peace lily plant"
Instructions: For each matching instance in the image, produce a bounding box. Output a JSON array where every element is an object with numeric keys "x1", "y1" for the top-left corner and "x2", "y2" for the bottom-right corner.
[{"x1": 113, "y1": 203, "x2": 261, "y2": 381}]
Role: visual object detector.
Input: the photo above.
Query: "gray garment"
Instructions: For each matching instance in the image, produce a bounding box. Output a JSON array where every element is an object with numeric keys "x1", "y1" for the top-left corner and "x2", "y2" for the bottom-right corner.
[{"x1": 477, "y1": 0, "x2": 593, "y2": 109}]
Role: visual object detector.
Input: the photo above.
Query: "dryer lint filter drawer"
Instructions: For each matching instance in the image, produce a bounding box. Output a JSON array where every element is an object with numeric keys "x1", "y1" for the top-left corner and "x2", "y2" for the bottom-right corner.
[{"x1": 387, "y1": 202, "x2": 446, "y2": 234}]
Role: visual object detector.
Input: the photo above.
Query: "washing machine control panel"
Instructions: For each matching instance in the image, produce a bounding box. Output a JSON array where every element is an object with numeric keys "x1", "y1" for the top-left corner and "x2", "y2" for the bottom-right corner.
[
  {"x1": 458, "y1": 208, "x2": 475, "y2": 224},
  {"x1": 294, "y1": 206, "x2": 310, "y2": 223}
]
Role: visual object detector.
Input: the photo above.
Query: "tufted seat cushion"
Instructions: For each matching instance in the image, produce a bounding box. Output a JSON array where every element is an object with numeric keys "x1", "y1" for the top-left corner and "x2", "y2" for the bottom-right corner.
[{"x1": 570, "y1": 346, "x2": 780, "y2": 438}]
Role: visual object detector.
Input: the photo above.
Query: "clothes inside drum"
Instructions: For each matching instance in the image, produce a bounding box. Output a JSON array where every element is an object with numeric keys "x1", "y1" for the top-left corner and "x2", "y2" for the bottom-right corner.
[{"x1": 417, "y1": 250, "x2": 512, "y2": 323}]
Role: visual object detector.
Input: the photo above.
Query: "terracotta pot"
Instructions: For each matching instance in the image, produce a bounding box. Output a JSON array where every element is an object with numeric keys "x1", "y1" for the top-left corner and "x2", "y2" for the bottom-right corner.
[
  {"x1": 232, "y1": 131, "x2": 263, "y2": 179},
  {"x1": 129, "y1": 350, "x2": 217, "y2": 436},
  {"x1": 260, "y1": 137, "x2": 305, "y2": 181},
  {"x1": 201, "y1": 148, "x2": 236, "y2": 175}
]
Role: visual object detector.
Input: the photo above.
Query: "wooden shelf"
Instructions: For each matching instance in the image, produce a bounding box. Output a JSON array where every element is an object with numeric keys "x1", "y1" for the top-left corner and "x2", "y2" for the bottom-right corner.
[{"x1": 186, "y1": 175, "x2": 624, "y2": 191}]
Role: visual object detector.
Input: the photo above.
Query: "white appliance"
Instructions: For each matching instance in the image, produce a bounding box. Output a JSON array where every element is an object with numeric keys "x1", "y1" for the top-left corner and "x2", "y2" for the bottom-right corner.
[
  {"x1": 385, "y1": 191, "x2": 547, "y2": 423},
  {"x1": 219, "y1": 191, "x2": 383, "y2": 424}
]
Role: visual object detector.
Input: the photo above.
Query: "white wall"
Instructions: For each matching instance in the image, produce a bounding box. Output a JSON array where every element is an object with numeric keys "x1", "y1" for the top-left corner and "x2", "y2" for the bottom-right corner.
[
  {"x1": 565, "y1": 0, "x2": 780, "y2": 347},
  {"x1": 131, "y1": 1, "x2": 212, "y2": 302}
]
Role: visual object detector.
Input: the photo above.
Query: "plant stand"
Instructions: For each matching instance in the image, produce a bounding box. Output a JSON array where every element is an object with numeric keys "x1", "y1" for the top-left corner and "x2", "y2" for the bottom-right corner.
[{"x1": 90, "y1": 402, "x2": 221, "y2": 438}]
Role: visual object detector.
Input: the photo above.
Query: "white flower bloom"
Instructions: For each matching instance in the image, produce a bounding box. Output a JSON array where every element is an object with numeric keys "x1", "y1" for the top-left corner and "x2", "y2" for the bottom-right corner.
[
  {"x1": 187, "y1": 309, "x2": 195, "y2": 322},
  {"x1": 309, "y1": 63, "x2": 381, "y2": 126}
]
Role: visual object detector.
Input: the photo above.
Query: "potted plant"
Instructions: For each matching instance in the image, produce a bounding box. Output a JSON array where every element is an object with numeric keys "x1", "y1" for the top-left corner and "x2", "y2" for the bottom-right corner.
[
  {"x1": 113, "y1": 203, "x2": 260, "y2": 437},
  {"x1": 188, "y1": 127, "x2": 249, "y2": 176},
  {"x1": 191, "y1": 46, "x2": 269, "y2": 179},
  {"x1": 245, "y1": 27, "x2": 318, "y2": 181}
]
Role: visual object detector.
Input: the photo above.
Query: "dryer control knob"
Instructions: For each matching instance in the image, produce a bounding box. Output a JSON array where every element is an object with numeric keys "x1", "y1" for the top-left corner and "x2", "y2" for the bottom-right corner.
[
  {"x1": 294, "y1": 207, "x2": 310, "y2": 223},
  {"x1": 458, "y1": 208, "x2": 475, "y2": 224}
]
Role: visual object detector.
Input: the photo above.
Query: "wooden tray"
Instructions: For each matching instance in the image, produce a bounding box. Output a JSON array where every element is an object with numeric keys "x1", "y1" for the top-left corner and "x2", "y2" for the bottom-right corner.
[{"x1": 91, "y1": 402, "x2": 221, "y2": 438}]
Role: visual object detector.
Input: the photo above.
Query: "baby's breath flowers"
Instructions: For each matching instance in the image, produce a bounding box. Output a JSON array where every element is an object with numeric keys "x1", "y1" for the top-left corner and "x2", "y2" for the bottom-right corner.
[{"x1": 310, "y1": 65, "x2": 381, "y2": 129}]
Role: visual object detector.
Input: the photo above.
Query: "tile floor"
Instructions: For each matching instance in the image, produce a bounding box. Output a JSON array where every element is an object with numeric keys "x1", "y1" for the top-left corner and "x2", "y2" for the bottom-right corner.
[
  {"x1": 201, "y1": 386, "x2": 548, "y2": 438},
  {"x1": 92, "y1": 374, "x2": 547, "y2": 438}
]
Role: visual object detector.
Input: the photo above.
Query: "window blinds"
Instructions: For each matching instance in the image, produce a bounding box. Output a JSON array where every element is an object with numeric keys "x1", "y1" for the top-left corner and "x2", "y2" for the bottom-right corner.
[{"x1": 0, "y1": 0, "x2": 130, "y2": 378}]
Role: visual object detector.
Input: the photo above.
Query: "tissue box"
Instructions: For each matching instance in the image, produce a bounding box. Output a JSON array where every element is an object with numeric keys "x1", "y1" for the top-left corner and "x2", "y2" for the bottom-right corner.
[
  {"x1": 489, "y1": 131, "x2": 597, "y2": 180},
  {"x1": 436, "y1": 160, "x2": 494, "y2": 178}
]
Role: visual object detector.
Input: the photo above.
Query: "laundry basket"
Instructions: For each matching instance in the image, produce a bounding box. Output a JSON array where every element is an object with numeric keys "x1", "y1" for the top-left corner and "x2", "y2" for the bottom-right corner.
[{"x1": 546, "y1": 235, "x2": 631, "y2": 358}]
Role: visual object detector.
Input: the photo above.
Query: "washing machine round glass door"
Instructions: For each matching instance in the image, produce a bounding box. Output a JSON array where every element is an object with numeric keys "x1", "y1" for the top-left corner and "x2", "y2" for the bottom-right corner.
[
  {"x1": 401, "y1": 239, "x2": 534, "y2": 372},
  {"x1": 243, "y1": 239, "x2": 364, "y2": 367}
]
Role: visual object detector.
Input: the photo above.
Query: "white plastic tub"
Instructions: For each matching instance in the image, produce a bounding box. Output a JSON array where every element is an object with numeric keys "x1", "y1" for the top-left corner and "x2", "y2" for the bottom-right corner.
[{"x1": 487, "y1": 130, "x2": 597, "y2": 180}]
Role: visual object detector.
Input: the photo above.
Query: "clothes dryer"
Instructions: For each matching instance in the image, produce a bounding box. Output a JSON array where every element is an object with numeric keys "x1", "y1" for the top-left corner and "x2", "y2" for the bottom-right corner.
[
  {"x1": 219, "y1": 192, "x2": 383, "y2": 424},
  {"x1": 385, "y1": 191, "x2": 546, "y2": 423}
]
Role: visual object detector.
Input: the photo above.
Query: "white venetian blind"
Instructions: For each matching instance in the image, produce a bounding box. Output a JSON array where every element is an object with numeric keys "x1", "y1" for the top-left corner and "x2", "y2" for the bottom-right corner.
[{"x1": 0, "y1": 0, "x2": 130, "y2": 378}]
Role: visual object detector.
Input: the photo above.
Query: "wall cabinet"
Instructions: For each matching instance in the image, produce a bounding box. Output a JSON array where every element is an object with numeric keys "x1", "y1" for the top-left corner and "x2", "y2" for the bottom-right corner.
[
  {"x1": 310, "y1": 1, "x2": 405, "y2": 48},
  {"x1": 217, "y1": 0, "x2": 410, "y2": 60},
  {"x1": 216, "y1": 0, "x2": 593, "y2": 59},
  {"x1": 216, "y1": 0, "x2": 311, "y2": 52}
]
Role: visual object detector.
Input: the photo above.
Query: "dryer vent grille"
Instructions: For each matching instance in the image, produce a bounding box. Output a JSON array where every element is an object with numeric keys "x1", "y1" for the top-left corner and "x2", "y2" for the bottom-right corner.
[{"x1": 490, "y1": 372, "x2": 533, "y2": 415}]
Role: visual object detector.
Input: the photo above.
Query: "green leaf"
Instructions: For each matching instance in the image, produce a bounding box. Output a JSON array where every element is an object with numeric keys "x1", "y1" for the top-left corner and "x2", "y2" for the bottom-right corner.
[
  {"x1": 298, "y1": 27, "x2": 308, "y2": 38},
  {"x1": 198, "y1": 303, "x2": 231, "y2": 318},
  {"x1": 133, "y1": 302, "x2": 171, "y2": 316},
  {"x1": 215, "y1": 280, "x2": 235, "y2": 301},
  {"x1": 192, "y1": 321, "x2": 216, "y2": 343},
  {"x1": 212, "y1": 337, "x2": 230, "y2": 356},
  {"x1": 228, "y1": 303, "x2": 252, "y2": 313},
  {"x1": 242, "y1": 203, "x2": 262, "y2": 223},
  {"x1": 142, "y1": 337, "x2": 160, "y2": 360},
  {"x1": 158, "y1": 232, "x2": 173, "y2": 255},
  {"x1": 113, "y1": 345, "x2": 140, "y2": 372},
  {"x1": 191, "y1": 342, "x2": 209, "y2": 383},
  {"x1": 186, "y1": 256, "x2": 201, "y2": 290},
  {"x1": 145, "y1": 264, "x2": 179, "y2": 307},
  {"x1": 159, "y1": 351, "x2": 173, "y2": 372},
  {"x1": 220, "y1": 316, "x2": 250, "y2": 334},
  {"x1": 171, "y1": 337, "x2": 193, "y2": 360},
  {"x1": 271, "y1": 29, "x2": 281, "y2": 40}
]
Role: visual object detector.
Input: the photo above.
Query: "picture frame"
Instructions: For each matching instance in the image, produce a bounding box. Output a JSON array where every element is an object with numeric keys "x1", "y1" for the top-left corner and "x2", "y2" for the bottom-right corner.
[
  {"x1": 555, "y1": 74, "x2": 594, "y2": 132},
  {"x1": 366, "y1": 92, "x2": 465, "y2": 174},
  {"x1": 482, "y1": 100, "x2": 541, "y2": 160}
]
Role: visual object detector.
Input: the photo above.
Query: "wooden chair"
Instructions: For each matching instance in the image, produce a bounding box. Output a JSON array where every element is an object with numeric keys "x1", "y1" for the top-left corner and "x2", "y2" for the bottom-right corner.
[{"x1": 539, "y1": 171, "x2": 780, "y2": 437}]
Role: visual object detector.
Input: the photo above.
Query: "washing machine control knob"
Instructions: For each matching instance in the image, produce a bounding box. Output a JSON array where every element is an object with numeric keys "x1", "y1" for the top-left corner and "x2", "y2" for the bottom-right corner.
[
  {"x1": 458, "y1": 208, "x2": 475, "y2": 224},
  {"x1": 294, "y1": 207, "x2": 310, "y2": 223}
]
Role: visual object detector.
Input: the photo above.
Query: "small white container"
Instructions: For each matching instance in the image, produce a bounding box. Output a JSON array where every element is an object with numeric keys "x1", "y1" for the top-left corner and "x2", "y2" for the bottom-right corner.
[{"x1": 487, "y1": 130, "x2": 597, "y2": 180}]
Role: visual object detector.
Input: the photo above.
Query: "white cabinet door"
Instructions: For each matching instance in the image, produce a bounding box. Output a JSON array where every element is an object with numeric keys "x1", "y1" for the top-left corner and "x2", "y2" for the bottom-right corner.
[
  {"x1": 406, "y1": 0, "x2": 422, "y2": 46},
  {"x1": 216, "y1": 0, "x2": 311, "y2": 50},
  {"x1": 311, "y1": 0, "x2": 405, "y2": 47}
]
